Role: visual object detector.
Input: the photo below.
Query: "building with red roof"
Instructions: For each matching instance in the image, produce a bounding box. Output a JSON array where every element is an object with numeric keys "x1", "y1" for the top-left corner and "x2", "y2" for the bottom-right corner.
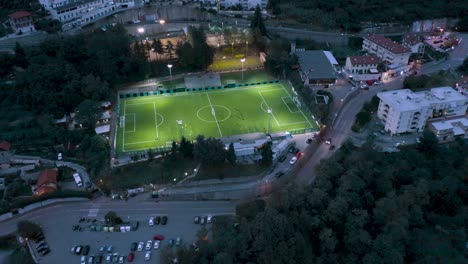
[
  {"x1": 402, "y1": 33, "x2": 425, "y2": 54},
  {"x1": 0, "y1": 141, "x2": 11, "y2": 151},
  {"x1": 8, "y1": 11, "x2": 35, "y2": 34},
  {"x1": 362, "y1": 35, "x2": 411, "y2": 66},
  {"x1": 35, "y1": 169, "x2": 58, "y2": 196},
  {"x1": 345, "y1": 55, "x2": 379, "y2": 74}
]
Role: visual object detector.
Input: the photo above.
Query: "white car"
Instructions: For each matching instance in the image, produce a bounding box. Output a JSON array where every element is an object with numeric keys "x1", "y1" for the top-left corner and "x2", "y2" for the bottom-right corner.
[
  {"x1": 133, "y1": 19, "x2": 141, "y2": 24},
  {"x1": 105, "y1": 254, "x2": 112, "y2": 263},
  {"x1": 207, "y1": 215, "x2": 212, "y2": 223},
  {"x1": 145, "y1": 251, "x2": 151, "y2": 261},
  {"x1": 80, "y1": 256, "x2": 86, "y2": 264},
  {"x1": 325, "y1": 138, "x2": 332, "y2": 145},
  {"x1": 137, "y1": 242, "x2": 144, "y2": 252},
  {"x1": 58, "y1": 152, "x2": 62, "y2": 160},
  {"x1": 154, "y1": 240, "x2": 160, "y2": 249},
  {"x1": 149, "y1": 217, "x2": 154, "y2": 226},
  {"x1": 145, "y1": 240, "x2": 152, "y2": 250},
  {"x1": 118, "y1": 256, "x2": 124, "y2": 264},
  {"x1": 289, "y1": 157, "x2": 297, "y2": 165}
]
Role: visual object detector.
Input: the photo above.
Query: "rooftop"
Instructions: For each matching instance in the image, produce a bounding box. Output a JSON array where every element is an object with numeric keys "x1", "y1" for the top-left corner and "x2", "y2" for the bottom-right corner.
[
  {"x1": 37, "y1": 169, "x2": 58, "y2": 187},
  {"x1": 402, "y1": 33, "x2": 423, "y2": 47},
  {"x1": 349, "y1": 55, "x2": 379, "y2": 66},
  {"x1": 364, "y1": 35, "x2": 411, "y2": 54},
  {"x1": 430, "y1": 116, "x2": 468, "y2": 134},
  {"x1": 378, "y1": 87, "x2": 468, "y2": 112},
  {"x1": 8, "y1": 11, "x2": 33, "y2": 19},
  {"x1": 296, "y1": 50, "x2": 337, "y2": 80}
]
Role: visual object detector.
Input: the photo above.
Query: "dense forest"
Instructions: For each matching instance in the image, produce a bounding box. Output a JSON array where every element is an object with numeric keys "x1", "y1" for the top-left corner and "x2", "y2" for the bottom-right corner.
[
  {"x1": 268, "y1": 0, "x2": 468, "y2": 31},
  {"x1": 163, "y1": 132, "x2": 467, "y2": 263}
]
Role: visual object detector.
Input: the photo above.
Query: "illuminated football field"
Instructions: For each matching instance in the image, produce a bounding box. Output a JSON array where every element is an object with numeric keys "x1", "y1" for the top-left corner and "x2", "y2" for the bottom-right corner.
[{"x1": 116, "y1": 83, "x2": 319, "y2": 153}]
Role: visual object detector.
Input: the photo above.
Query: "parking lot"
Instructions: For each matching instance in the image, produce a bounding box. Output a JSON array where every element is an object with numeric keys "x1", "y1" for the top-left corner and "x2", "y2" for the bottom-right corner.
[{"x1": 21, "y1": 200, "x2": 235, "y2": 264}]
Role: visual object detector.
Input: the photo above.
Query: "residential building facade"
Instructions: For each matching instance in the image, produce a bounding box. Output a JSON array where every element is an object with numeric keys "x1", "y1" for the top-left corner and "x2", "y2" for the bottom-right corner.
[
  {"x1": 345, "y1": 55, "x2": 378, "y2": 74},
  {"x1": 38, "y1": 0, "x2": 134, "y2": 29},
  {"x1": 402, "y1": 33, "x2": 425, "y2": 54},
  {"x1": 194, "y1": 0, "x2": 268, "y2": 9},
  {"x1": 363, "y1": 35, "x2": 411, "y2": 66},
  {"x1": 8, "y1": 11, "x2": 35, "y2": 34},
  {"x1": 427, "y1": 116, "x2": 468, "y2": 143},
  {"x1": 377, "y1": 87, "x2": 468, "y2": 135}
]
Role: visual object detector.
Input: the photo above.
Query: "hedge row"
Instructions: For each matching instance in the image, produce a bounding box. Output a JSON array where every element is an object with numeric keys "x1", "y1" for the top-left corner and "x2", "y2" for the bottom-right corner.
[{"x1": 11, "y1": 190, "x2": 90, "y2": 209}]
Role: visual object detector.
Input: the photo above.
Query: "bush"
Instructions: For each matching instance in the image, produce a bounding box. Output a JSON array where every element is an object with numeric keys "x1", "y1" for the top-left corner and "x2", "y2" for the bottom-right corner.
[
  {"x1": 236, "y1": 199, "x2": 265, "y2": 220},
  {"x1": 17, "y1": 221, "x2": 42, "y2": 239},
  {"x1": 11, "y1": 190, "x2": 90, "y2": 209}
]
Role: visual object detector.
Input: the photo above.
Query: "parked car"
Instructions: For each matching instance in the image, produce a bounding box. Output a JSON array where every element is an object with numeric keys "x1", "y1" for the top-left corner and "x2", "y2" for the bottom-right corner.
[
  {"x1": 278, "y1": 155, "x2": 287, "y2": 162},
  {"x1": 95, "y1": 255, "x2": 103, "y2": 264},
  {"x1": 112, "y1": 253, "x2": 119, "y2": 263},
  {"x1": 153, "y1": 234, "x2": 165, "y2": 241},
  {"x1": 130, "y1": 242, "x2": 137, "y2": 251},
  {"x1": 99, "y1": 245, "x2": 106, "y2": 253},
  {"x1": 200, "y1": 217, "x2": 206, "y2": 225},
  {"x1": 41, "y1": 248, "x2": 51, "y2": 256},
  {"x1": 155, "y1": 216, "x2": 161, "y2": 225},
  {"x1": 148, "y1": 217, "x2": 154, "y2": 226},
  {"x1": 287, "y1": 146, "x2": 295, "y2": 153},
  {"x1": 145, "y1": 251, "x2": 151, "y2": 261},
  {"x1": 275, "y1": 171, "x2": 284, "y2": 178},
  {"x1": 127, "y1": 252, "x2": 134, "y2": 262},
  {"x1": 71, "y1": 246, "x2": 77, "y2": 254},
  {"x1": 145, "y1": 240, "x2": 152, "y2": 250},
  {"x1": 168, "y1": 239, "x2": 174, "y2": 247},
  {"x1": 118, "y1": 256, "x2": 124, "y2": 264},
  {"x1": 329, "y1": 145, "x2": 336, "y2": 151},
  {"x1": 81, "y1": 256, "x2": 86, "y2": 264},
  {"x1": 289, "y1": 157, "x2": 297, "y2": 165},
  {"x1": 176, "y1": 237, "x2": 182, "y2": 246},
  {"x1": 105, "y1": 254, "x2": 112, "y2": 263},
  {"x1": 161, "y1": 216, "x2": 168, "y2": 225},
  {"x1": 58, "y1": 153, "x2": 62, "y2": 160},
  {"x1": 207, "y1": 215, "x2": 213, "y2": 223},
  {"x1": 325, "y1": 138, "x2": 332, "y2": 145},
  {"x1": 83, "y1": 245, "x2": 90, "y2": 255},
  {"x1": 154, "y1": 241, "x2": 160, "y2": 249},
  {"x1": 306, "y1": 138, "x2": 313, "y2": 144},
  {"x1": 87, "y1": 256, "x2": 94, "y2": 264},
  {"x1": 75, "y1": 246, "x2": 83, "y2": 255},
  {"x1": 107, "y1": 245, "x2": 113, "y2": 253},
  {"x1": 36, "y1": 241, "x2": 47, "y2": 249},
  {"x1": 194, "y1": 216, "x2": 200, "y2": 224},
  {"x1": 137, "y1": 242, "x2": 144, "y2": 252}
]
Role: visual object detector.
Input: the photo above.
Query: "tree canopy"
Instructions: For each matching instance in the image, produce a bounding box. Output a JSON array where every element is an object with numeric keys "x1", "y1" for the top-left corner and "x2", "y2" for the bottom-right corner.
[{"x1": 166, "y1": 134, "x2": 467, "y2": 263}]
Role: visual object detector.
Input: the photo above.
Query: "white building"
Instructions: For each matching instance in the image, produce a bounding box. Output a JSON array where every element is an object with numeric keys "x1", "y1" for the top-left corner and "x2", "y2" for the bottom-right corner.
[
  {"x1": 363, "y1": 35, "x2": 411, "y2": 67},
  {"x1": 402, "y1": 33, "x2": 425, "y2": 54},
  {"x1": 345, "y1": 55, "x2": 378, "y2": 74},
  {"x1": 377, "y1": 87, "x2": 468, "y2": 135},
  {"x1": 194, "y1": 0, "x2": 268, "y2": 9},
  {"x1": 38, "y1": 0, "x2": 134, "y2": 29},
  {"x1": 427, "y1": 116, "x2": 468, "y2": 143}
]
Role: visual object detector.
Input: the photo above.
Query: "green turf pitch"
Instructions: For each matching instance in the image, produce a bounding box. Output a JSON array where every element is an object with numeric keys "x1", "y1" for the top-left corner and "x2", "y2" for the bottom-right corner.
[{"x1": 116, "y1": 83, "x2": 318, "y2": 153}]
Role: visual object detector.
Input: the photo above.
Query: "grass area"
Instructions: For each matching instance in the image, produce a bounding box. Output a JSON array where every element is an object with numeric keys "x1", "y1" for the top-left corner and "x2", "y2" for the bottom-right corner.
[
  {"x1": 209, "y1": 56, "x2": 263, "y2": 72},
  {"x1": 108, "y1": 157, "x2": 198, "y2": 189},
  {"x1": 195, "y1": 163, "x2": 265, "y2": 180},
  {"x1": 116, "y1": 81, "x2": 318, "y2": 153}
]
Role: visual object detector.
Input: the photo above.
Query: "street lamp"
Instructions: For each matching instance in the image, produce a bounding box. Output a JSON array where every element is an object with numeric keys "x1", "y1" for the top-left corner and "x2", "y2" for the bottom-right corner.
[
  {"x1": 159, "y1": 19, "x2": 165, "y2": 25},
  {"x1": 267, "y1": 109, "x2": 272, "y2": 134},
  {"x1": 240, "y1": 58, "x2": 246, "y2": 81},
  {"x1": 246, "y1": 41, "x2": 248, "y2": 55},
  {"x1": 167, "y1": 64, "x2": 173, "y2": 80},
  {"x1": 137, "y1": 27, "x2": 145, "y2": 34},
  {"x1": 231, "y1": 42, "x2": 234, "y2": 56}
]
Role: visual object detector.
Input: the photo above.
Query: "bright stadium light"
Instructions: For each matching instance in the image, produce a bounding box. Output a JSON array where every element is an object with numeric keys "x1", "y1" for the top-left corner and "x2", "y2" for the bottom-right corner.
[
  {"x1": 167, "y1": 64, "x2": 173, "y2": 80},
  {"x1": 240, "y1": 58, "x2": 246, "y2": 81},
  {"x1": 159, "y1": 19, "x2": 166, "y2": 25}
]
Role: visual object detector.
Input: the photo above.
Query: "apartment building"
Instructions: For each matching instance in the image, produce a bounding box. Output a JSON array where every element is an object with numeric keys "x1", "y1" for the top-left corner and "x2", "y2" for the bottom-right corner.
[
  {"x1": 38, "y1": 0, "x2": 134, "y2": 29},
  {"x1": 344, "y1": 55, "x2": 378, "y2": 74},
  {"x1": 363, "y1": 35, "x2": 411, "y2": 66},
  {"x1": 8, "y1": 11, "x2": 35, "y2": 34},
  {"x1": 377, "y1": 87, "x2": 468, "y2": 135},
  {"x1": 402, "y1": 33, "x2": 425, "y2": 54}
]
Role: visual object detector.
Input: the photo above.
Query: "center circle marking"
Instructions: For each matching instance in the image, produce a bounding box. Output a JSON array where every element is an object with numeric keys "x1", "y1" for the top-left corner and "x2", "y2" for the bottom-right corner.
[{"x1": 197, "y1": 105, "x2": 232, "y2": 122}]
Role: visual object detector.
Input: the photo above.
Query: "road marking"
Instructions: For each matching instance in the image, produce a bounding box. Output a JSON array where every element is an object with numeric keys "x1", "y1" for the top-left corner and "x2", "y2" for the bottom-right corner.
[{"x1": 205, "y1": 93, "x2": 223, "y2": 137}]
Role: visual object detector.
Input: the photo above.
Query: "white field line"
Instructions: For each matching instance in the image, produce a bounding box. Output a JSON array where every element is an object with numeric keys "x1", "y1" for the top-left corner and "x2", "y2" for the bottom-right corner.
[
  {"x1": 279, "y1": 121, "x2": 309, "y2": 126},
  {"x1": 124, "y1": 113, "x2": 136, "y2": 133},
  {"x1": 280, "y1": 96, "x2": 300, "y2": 113},
  {"x1": 256, "y1": 91, "x2": 280, "y2": 127},
  {"x1": 206, "y1": 93, "x2": 223, "y2": 137},
  {"x1": 123, "y1": 100, "x2": 126, "y2": 152},
  {"x1": 153, "y1": 102, "x2": 159, "y2": 139},
  {"x1": 124, "y1": 140, "x2": 159, "y2": 145},
  {"x1": 280, "y1": 84, "x2": 314, "y2": 128}
]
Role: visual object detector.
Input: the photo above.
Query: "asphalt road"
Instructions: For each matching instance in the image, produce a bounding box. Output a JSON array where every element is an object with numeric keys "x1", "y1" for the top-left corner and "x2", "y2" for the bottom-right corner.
[{"x1": 0, "y1": 199, "x2": 235, "y2": 264}]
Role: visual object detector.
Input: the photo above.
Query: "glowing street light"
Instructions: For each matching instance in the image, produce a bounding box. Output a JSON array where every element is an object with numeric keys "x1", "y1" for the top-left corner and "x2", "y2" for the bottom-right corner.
[
  {"x1": 167, "y1": 64, "x2": 173, "y2": 80},
  {"x1": 246, "y1": 41, "x2": 248, "y2": 54},
  {"x1": 137, "y1": 27, "x2": 145, "y2": 34},
  {"x1": 267, "y1": 108, "x2": 272, "y2": 134},
  {"x1": 159, "y1": 19, "x2": 166, "y2": 25},
  {"x1": 240, "y1": 58, "x2": 246, "y2": 81}
]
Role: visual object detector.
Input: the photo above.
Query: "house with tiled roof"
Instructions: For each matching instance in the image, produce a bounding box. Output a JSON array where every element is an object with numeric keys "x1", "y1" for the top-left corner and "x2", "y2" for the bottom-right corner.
[
  {"x1": 362, "y1": 35, "x2": 411, "y2": 67},
  {"x1": 402, "y1": 33, "x2": 425, "y2": 54},
  {"x1": 35, "y1": 169, "x2": 58, "y2": 196},
  {"x1": 345, "y1": 55, "x2": 379, "y2": 74},
  {"x1": 8, "y1": 11, "x2": 35, "y2": 34}
]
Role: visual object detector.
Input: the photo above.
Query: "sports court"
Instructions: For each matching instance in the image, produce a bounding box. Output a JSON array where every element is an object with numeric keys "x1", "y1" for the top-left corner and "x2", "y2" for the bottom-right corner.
[{"x1": 116, "y1": 82, "x2": 319, "y2": 153}]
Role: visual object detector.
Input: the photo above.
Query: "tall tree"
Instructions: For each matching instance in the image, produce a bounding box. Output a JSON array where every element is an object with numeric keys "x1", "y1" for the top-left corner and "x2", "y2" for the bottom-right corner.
[
  {"x1": 74, "y1": 99, "x2": 102, "y2": 132},
  {"x1": 250, "y1": 5, "x2": 266, "y2": 36},
  {"x1": 14, "y1": 42, "x2": 28, "y2": 68},
  {"x1": 152, "y1": 38, "x2": 164, "y2": 60},
  {"x1": 260, "y1": 143, "x2": 273, "y2": 166},
  {"x1": 227, "y1": 142, "x2": 236, "y2": 164},
  {"x1": 165, "y1": 40, "x2": 175, "y2": 59}
]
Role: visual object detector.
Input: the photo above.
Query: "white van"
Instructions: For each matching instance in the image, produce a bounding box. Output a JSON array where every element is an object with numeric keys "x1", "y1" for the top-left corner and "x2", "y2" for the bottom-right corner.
[{"x1": 73, "y1": 173, "x2": 83, "y2": 187}]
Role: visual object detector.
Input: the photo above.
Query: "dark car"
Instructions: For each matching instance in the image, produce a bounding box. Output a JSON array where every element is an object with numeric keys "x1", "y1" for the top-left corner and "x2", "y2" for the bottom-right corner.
[
  {"x1": 40, "y1": 248, "x2": 51, "y2": 256},
  {"x1": 161, "y1": 216, "x2": 168, "y2": 225},
  {"x1": 37, "y1": 246, "x2": 49, "y2": 253},
  {"x1": 306, "y1": 138, "x2": 313, "y2": 144},
  {"x1": 82, "y1": 245, "x2": 90, "y2": 255},
  {"x1": 275, "y1": 171, "x2": 284, "y2": 178},
  {"x1": 329, "y1": 145, "x2": 336, "y2": 151},
  {"x1": 128, "y1": 252, "x2": 135, "y2": 262},
  {"x1": 95, "y1": 255, "x2": 103, "y2": 264},
  {"x1": 293, "y1": 148, "x2": 300, "y2": 154},
  {"x1": 155, "y1": 216, "x2": 161, "y2": 225},
  {"x1": 130, "y1": 242, "x2": 137, "y2": 251},
  {"x1": 168, "y1": 239, "x2": 174, "y2": 247},
  {"x1": 278, "y1": 155, "x2": 287, "y2": 162},
  {"x1": 153, "y1": 234, "x2": 165, "y2": 241},
  {"x1": 194, "y1": 216, "x2": 200, "y2": 224},
  {"x1": 287, "y1": 146, "x2": 295, "y2": 153},
  {"x1": 85, "y1": 182, "x2": 92, "y2": 188}
]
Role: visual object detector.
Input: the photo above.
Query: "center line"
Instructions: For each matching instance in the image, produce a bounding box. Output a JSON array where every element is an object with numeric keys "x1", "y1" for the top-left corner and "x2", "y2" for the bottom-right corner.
[{"x1": 206, "y1": 93, "x2": 223, "y2": 137}]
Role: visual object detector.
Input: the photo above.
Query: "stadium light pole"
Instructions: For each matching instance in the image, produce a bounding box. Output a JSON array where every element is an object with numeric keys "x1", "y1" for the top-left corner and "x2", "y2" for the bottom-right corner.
[
  {"x1": 246, "y1": 41, "x2": 248, "y2": 55},
  {"x1": 167, "y1": 64, "x2": 173, "y2": 80},
  {"x1": 231, "y1": 42, "x2": 234, "y2": 56},
  {"x1": 240, "y1": 58, "x2": 246, "y2": 82},
  {"x1": 267, "y1": 109, "x2": 272, "y2": 134}
]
